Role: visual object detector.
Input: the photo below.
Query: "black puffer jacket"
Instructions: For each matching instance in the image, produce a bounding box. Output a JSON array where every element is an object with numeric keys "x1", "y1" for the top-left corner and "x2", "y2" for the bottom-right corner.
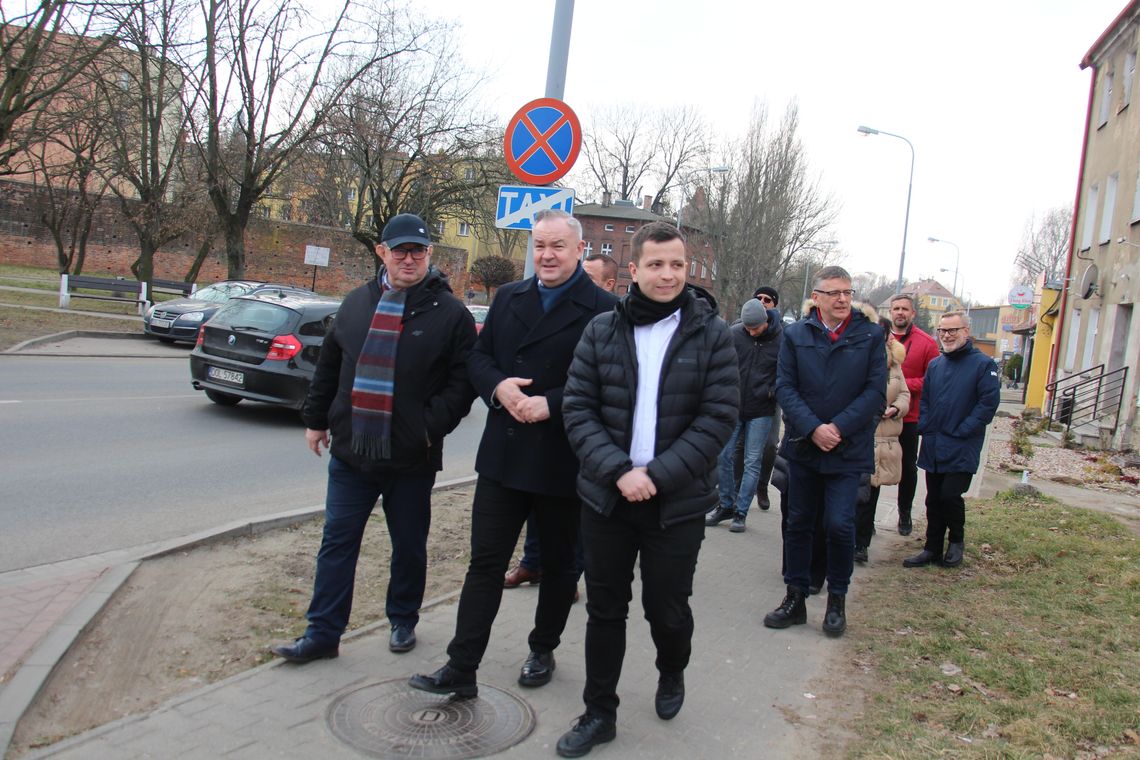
[
  {"x1": 301, "y1": 267, "x2": 477, "y2": 475},
  {"x1": 563, "y1": 286, "x2": 739, "y2": 526},
  {"x1": 731, "y1": 309, "x2": 783, "y2": 420}
]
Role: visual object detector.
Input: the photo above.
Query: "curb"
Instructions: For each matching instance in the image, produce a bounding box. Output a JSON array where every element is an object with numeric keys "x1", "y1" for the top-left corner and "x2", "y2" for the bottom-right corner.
[
  {"x1": 0, "y1": 475, "x2": 477, "y2": 757},
  {"x1": 4, "y1": 330, "x2": 165, "y2": 358}
]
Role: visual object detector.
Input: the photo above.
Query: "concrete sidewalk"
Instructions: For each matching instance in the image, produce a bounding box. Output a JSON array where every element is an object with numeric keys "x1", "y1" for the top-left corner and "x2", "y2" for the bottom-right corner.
[{"x1": 10, "y1": 486, "x2": 921, "y2": 760}]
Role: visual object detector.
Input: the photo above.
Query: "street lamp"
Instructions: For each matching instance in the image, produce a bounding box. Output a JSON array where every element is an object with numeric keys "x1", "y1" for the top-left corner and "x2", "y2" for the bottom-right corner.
[
  {"x1": 928, "y1": 236, "x2": 960, "y2": 297},
  {"x1": 858, "y1": 125, "x2": 914, "y2": 295}
]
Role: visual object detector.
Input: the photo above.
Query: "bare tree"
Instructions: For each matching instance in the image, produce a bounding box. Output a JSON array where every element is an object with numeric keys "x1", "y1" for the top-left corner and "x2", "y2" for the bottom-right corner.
[
  {"x1": 189, "y1": 0, "x2": 414, "y2": 278},
  {"x1": 1014, "y1": 206, "x2": 1072, "y2": 285},
  {"x1": 580, "y1": 105, "x2": 709, "y2": 210},
  {"x1": 0, "y1": 0, "x2": 121, "y2": 173},
  {"x1": 851, "y1": 271, "x2": 896, "y2": 311},
  {"x1": 317, "y1": 23, "x2": 497, "y2": 255},
  {"x1": 697, "y1": 102, "x2": 838, "y2": 319}
]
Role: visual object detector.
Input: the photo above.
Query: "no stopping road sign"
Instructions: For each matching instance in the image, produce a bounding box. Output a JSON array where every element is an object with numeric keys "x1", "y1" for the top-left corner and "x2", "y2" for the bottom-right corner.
[{"x1": 504, "y1": 98, "x2": 581, "y2": 185}]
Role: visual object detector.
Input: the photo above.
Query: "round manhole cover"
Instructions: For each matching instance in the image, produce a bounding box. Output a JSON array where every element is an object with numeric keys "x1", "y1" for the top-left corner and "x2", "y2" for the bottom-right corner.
[{"x1": 326, "y1": 679, "x2": 535, "y2": 759}]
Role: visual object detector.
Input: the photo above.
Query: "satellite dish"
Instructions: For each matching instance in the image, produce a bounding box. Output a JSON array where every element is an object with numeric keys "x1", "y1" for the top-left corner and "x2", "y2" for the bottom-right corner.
[{"x1": 1078, "y1": 264, "x2": 1099, "y2": 299}]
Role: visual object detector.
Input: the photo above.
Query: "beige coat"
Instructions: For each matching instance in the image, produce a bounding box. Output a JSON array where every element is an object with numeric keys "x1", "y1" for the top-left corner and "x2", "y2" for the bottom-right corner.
[{"x1": 872, "y1": 338, "x2": 910, "y2": 487}]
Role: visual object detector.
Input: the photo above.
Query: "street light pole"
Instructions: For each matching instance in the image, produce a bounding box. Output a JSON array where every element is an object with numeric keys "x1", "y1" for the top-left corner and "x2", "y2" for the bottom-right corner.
[
  {"x1": 928, "y1": 236, "x2": 960, "y2": 297},
  {"x1": 858, "y1": 125, "x2": 914, "y2": 295}
]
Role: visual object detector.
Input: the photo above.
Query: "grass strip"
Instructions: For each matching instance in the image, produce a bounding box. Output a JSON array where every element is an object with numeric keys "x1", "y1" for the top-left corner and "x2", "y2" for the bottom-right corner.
[{"x1": 850, "y1": 490, "x2": 1139, "y2": 758}]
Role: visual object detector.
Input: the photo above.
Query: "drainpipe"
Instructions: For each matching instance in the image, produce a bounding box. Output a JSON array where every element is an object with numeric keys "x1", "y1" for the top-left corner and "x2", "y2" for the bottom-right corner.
[{"x1": 1046, "y1": 61, "x2": 1097, "y2": 406}]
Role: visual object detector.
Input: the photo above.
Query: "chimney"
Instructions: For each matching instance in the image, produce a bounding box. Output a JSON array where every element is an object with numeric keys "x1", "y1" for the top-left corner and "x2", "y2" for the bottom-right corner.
[
  {"x1": 643, "y1": 194, "x2": 653, "y2": 210},
  {"x1": 602, "y1": 191, "x2": 611, "y2": 208}
]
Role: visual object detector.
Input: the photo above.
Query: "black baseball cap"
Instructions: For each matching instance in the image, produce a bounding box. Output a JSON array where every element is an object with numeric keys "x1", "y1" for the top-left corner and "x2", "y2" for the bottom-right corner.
[{"x1": 381, "y1": 213, "x2": 432, "y2": 248}]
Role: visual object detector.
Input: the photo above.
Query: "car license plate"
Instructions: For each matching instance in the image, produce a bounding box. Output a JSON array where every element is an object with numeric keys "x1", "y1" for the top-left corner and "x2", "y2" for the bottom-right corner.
[
  {"x1": 207, "y1": 366, "x2": 244, "y2": 386},
  {"x1": 151, "y1": 318, "x2": 173, "y2": 329}
]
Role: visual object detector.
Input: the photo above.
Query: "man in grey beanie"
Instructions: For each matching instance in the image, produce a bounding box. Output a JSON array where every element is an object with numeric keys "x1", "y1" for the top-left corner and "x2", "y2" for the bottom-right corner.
[{"x1": 707, "y1": 297, "x2": 783, "y2": 532}]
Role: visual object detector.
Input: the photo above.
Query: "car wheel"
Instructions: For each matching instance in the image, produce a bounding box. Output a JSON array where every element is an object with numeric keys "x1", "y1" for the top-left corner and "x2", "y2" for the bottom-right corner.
[{"x1": 204, "y1": 389, "x2": 242, "y2": 406}]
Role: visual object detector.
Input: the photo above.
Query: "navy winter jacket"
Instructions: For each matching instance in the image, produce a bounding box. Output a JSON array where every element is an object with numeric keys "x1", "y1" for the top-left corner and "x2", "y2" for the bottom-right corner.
[
  {"x1": 917, "y1": 340, "x2": 1001, "y2": 474},
  {"x1": 775, "y1": 308, "x2": 886, "y2": 474},
  {"x1": 730, "y1": 309, "x2": 783, "y2": 420}
]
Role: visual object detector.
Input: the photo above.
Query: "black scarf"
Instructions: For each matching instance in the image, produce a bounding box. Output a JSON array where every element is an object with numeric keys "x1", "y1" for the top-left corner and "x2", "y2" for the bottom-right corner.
[{"x1": 624, "y1": 283, "x2": 691, "y2": 326}]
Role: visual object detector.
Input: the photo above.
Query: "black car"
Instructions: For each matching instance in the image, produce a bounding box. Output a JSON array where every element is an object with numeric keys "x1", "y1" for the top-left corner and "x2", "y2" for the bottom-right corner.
[
  {"x1": 189, "y1": 291, "x2": 341, "y2": 410},
  {"x1": 144, "y1": 280, "x2": 313, "y2": 343}
]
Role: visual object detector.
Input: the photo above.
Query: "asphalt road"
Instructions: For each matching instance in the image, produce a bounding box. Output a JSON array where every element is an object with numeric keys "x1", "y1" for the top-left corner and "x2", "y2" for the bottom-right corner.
[{"x1": 0, "y1": 351, "x2": 486, "y2": 573}]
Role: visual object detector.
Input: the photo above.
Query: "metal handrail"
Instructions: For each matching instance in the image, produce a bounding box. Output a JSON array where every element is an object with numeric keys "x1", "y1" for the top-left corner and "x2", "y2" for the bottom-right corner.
[{"x1": 1045, "y1": 365, "x2": 1129, "y2": 436}]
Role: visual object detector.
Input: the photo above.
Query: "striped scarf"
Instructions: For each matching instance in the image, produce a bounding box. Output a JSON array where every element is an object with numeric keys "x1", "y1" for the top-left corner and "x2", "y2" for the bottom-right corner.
[{"x1": 350, "y1": 281, "x2": 407, "y2": 460}]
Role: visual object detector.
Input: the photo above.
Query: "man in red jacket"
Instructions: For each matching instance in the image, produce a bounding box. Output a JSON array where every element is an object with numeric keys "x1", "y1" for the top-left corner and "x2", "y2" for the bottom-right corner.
[{"x1": 888, "y1": 294, "x2": 940, "y2": 536}]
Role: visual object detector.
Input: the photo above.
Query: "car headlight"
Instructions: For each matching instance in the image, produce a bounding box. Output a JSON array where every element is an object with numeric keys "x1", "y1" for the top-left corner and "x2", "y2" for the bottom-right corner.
[{"x1": 180, "y1": 311, "x2": 206, "y2": 323}]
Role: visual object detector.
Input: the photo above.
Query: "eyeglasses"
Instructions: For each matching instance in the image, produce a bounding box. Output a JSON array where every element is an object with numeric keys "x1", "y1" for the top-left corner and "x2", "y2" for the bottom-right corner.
[
  {"x1": 936, "y1": 326, "x2": 965, "y2": 336},
  {"x1": 812, "y1": 288, "x2": 855, "y2": 299},
  {"x1": 757, "y1": 295, "x2": 775, "y2": 305},
  {"x1": 390, "y1": 245, "x2": 428, "y2": 261}
]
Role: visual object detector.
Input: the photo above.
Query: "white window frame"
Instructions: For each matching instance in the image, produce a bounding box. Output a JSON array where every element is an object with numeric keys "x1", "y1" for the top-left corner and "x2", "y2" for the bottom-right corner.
[
  {"x1": 458, "y1": 222, "x2": 471, "y2": 237},
  {"x1": 1132, "y1": 159, "x2": 1140, "y2": 223},
  {"x1": 1124, "y1": 51, "x2": 1137, "y2": 108},
  {"x1": 625, "y1": 225, "x2": 635, "y2": 233},
  {"x1": 434, "y1": 221, "x2": 444, "y2": 235},
  {"x1": 601, "y1": 243, "x2": 613, "y2": 256},
  {"x1": 1100, "y1": 69, "x2": 1115, "y2": 126},
  {"x1": 1081, "y1": 183, "x2": 1100, "y2": 250},
  {"x1": 583, "y1": 241, "x2": 593, "y2": 256},
  {"x1": 604, "y1": 224, "x2": 614, "y2": 232},
  {"x1": 700, "y1": 263, "x2": 707, "y2": 279},
  {"x1": 690, "y1": 260, "x2": 697, "y2": 276},
  {"x1": 1081, "y1": 308, "x2": 1100, "y2": 370},
  {"x1": 1065, "y1": 309, "x2": 1081, "y2": 371},
  {"x1": 1100, "y1": 173, "x2": 1118, "y2": 244}
]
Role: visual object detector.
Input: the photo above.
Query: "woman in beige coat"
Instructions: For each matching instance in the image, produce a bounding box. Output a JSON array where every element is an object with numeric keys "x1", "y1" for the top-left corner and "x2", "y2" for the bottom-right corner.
[{"x1": 854, "y1": 311, "x2": 910, "y2": 563}]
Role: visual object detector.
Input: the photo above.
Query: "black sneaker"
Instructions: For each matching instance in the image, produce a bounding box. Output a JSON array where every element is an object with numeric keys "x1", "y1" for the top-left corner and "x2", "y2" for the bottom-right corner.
[
  {"x1": 556, "y1": 713, "x2": 617, "y2": 757},
  {"x1": 822, "y1": 593, "x2": 846, "y2": 637},
  {"x1": 729, "y1": 513, "x2": 746, "y2": 533},
  {"x1": 705, "y1": 506, "x2": 735, "y2": 526}
]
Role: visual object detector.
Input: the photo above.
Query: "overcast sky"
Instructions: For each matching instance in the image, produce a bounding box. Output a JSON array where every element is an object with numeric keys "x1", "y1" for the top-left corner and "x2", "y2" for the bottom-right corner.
[{"x1": 405, "y1": 0, "x2": 1125, "y2": 305}]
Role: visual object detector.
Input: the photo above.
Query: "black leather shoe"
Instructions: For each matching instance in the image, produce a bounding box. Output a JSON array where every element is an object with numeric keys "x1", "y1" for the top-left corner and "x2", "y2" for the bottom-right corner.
[
  {"x1": 763, "y1": 585, "x2": 807, "y2": 628},
  {"x1": 822, "y1": 593, "x2": 846, "y2": 637},
  {"x1": 556, "y1": 713, "x2": 617, "y2": 758},
  {"x1": 408, "y1": 664, "x2": 477, "y2": 698},
  {"x1": 270, "y1": 636, "x2": 338, "y2": 664},
  {"x1": 655, "y1": 671, "x2": 685, "y2": 720},
  {"x1": 389, "y1": 624, "x2": 416, "y2": 653},
  {"x1": 941, "y1": 542, "x2": 964, "y2": 567},
  {"x1": 903, "y1": 549, "x2": 939, "y2": 568},
  {"x1": 518, "y1": 650, "x2": 555, "y2": 687},
  {"x1": 705, "y1": 505, "x2": 735, "y2": 526},
  {"x1": 897, "y1": 517, "x2": 913, "y2": 536},
  {"x1": 854, "y1": 545, "x2": 868, "y2": 564}
]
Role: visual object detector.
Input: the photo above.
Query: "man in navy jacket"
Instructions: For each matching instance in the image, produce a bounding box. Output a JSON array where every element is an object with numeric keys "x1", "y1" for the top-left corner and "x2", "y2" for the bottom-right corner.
[
  {"x1": 904, "y1": 311, "x2": 1000, "y2": 569},
  {"x1": 763, "y1": 266, "x2": 885, "y2": 637}
]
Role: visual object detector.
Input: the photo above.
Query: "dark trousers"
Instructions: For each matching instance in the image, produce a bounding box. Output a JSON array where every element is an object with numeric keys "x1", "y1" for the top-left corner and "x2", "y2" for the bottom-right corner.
[
  {"x1": 304, "y1": 456, "x2": 434, "y2": 645},
  {"x1": 854, "y1": 485, "x2": 882, "y2": 548},
  {"x1": 784, "y1": 461, "x2": 858, "y2": 595},
  {"x1": 581, "y1": 500, "x2": 704, "y2": 722},
  {"x1": 923, "y1": 471, "x2": 972, "y2": 555},
  {"x1": 897, "y1": 422, "x2": 919, "y2": 518},
  {"x1": 780, "y1": 489, "x2": 827, "y2": 588},
  {"x1": 446, "y1": 476, "x2": 579, "y2": 671}
]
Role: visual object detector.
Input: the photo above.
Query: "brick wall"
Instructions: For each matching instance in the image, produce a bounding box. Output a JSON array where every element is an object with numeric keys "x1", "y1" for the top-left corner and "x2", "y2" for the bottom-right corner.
[{"x1": 0, "y1": 180, "x2": 470, "y2": 296}]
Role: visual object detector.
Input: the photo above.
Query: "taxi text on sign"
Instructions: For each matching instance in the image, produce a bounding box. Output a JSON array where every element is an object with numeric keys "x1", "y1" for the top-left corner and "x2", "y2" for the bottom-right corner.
[
  {"x1": 495, "y1": 186, "x2": 576, "y2": 230},
  {"x1": 504, "y1": 98, "x2": 582, "y2": 185}
]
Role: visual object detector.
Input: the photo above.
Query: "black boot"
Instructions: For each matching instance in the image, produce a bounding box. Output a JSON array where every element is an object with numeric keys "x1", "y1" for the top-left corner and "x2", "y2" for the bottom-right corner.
[
  {"x1": 763, "y1": 585, "x2": 807, "y2": 628},
  {"x1": 822, "y1": 593, "x2": 846, "y2": 637},
  {"x1": 756, "y1": 444, "x2": 777, "y2": 510},
  {"x1": 941, "y1": 542, "x2": 964, "y2": 567},
  {"x1": 897, "y1": 512, "x2": 913, "y2": 536}
]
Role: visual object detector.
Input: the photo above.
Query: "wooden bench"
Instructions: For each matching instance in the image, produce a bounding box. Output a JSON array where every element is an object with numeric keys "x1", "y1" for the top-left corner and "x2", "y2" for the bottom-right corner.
[
  {"x1": 151, "y1": 278, "x2": 197, "y2": 298},
  {"x1": 59, "y1": 274, "x2": 149, "y2": 314}
]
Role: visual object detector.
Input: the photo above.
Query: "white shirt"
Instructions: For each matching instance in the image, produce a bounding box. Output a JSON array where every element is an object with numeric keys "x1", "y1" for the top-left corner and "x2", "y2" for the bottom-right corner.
[{"x1": 629, "y1": 310, "x2": 681, "y2": 467}]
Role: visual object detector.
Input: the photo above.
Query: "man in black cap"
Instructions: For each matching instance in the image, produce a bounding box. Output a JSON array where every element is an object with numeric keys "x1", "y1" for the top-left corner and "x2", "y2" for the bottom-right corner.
[
  {"x1": 707, "y1": 297, "x2": 782, "y2": 533},
  {"x1": 271, "y1": 213, "x2": 477, "y2": 664}
]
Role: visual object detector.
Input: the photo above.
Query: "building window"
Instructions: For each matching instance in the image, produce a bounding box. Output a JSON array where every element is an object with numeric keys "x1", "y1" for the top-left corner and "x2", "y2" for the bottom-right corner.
[
  {"x1": 346, "y1": 187, "x2": 355, "y2": 201},
  {"x1": 458, "y1": 222, "x2": 470, "y2": 236},
  {"x1": 1065, "y1": 310, "x2": 1080, "y2": 371},
  {"x1": 583, "y1": 241, "x2": 593, "y2": 256},
  {"x1": 625, "y1": 225, "x2": 635, "y2": 233},
  {"x1": 601, "y1": 243, "x2": 613, "y2": 256},
  {"x1": 690, "y1": 260, "x2": 697, "y2": 276},
  {"x1": 1123, "y1": 51, "x2": 1136, "y2": 108},
  {"x1": 700, "y1": 263, "x2": 707, "y2": 279},
  {"x1": 1100, "y1": 173, "x2": 1118, "y2": 244},
  {"x1": 604, "y1": 224, "x2": 614, "y2": 232},
  {"x1": 1099, "y1": 69, "x2": 1115, "y2": 126},
  {"x1": 1081, "y1": 183, "x2": 1099, "y2": 250},
  {"x1": 434, "y1": 221, "x2": 444, "y2": 235},
  {"x1": 1081, "y1": 308, "x2": 1100, "y2": 370},
  {"x1": 1133, "y1": 159, "x2": 1140, "y2": 223},
  {"x1": 464, "y1": 167, "x2": 475, "y2": 181}
]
